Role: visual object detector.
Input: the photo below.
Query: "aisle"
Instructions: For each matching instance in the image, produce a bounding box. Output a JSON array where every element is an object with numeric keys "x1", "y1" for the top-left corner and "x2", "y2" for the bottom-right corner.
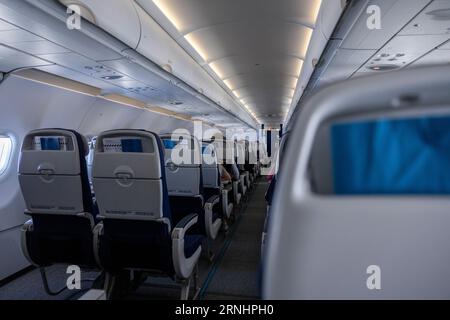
[{"x1": 201, "y1": 179, "x2": 268, "y2": 300}]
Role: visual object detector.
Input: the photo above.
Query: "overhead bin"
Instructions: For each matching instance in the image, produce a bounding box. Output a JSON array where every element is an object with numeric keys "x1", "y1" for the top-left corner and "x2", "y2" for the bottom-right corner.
[
  {"x1": 59, "y1": 0, "x2": 141, "y2": 49},
  {"x1": 1, "y1": 0, "x2": 125, "y2": 61},
  {"x1": 0, "y1": 0, "x2": 256, "y2": 128},
  {"x1": 52, "y1": 0, "x2": 257, "y2": 128}
]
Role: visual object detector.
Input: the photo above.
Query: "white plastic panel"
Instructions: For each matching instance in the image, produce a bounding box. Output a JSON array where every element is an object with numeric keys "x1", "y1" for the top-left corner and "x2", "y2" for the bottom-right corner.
[
  {"x1": 354, "y1": 34, "x2": 450, "y2": 77},
  {"x1": 0, "y1": 18, "x2": 17, "y2": 31},
  {"x1": 19, "y1": 175, "x2": 84, "y2": 214},
  {"x1": 341, "y1": 0, "x2": 431, "y2": 50},
  {"x1": 317, "y1": 49, "x2": 377, "y2": 87},
  {"x1": 0, "y1": 0, "x2": 125, "y2": 61},
  {"x1": 94, "y1": 178, "x2": 164, "y2": 220},
  {"x1": 0, "y1": 28, "x2": 42, "y2": 43},
  {"x1": 440, "y1": 41, "x2": 450, "y2": 50},
  {"x1": 11, "y1": 40, "x2": 71, "y2": 55},
  {"x1": 409, "y1": 48, "x2": 450, "y2": 67},
  {"x1": 37, "y1": 52, "x2": 135, "y2": 82},
  {"x1": 165, "y1": 167, "x2": 201, "y2": 196},
  {"x1": 400, "y1": 0, "x2": 450, "y2": 36},
  {"x1": 0, "y1": 45, "x2": 52, "y2": 72},
  {"x1": 264, "y1": 65, "x2": 450, "y2": 299},
  {"x1": 59, "y1": 0, "x2": 142, "y2": 49}
]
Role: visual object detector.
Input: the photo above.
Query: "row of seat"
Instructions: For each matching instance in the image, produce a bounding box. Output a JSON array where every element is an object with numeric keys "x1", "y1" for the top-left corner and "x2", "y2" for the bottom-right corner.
[{"x1": 18, "y1": 128, "x2": 260, "y2": 299}]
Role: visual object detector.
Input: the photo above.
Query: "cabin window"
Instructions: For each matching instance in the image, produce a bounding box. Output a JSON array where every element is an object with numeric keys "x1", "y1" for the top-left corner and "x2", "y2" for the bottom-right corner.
[
  {"x1": 329, "y1": 115, "x2": 450, "y2": 195},
  {"x1": 0, "y1": 135, "x2": 12, "y2": 175}
]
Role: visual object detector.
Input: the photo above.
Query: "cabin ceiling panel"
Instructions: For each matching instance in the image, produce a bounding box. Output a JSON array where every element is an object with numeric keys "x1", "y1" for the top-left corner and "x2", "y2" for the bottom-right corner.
[
  {"x1": 213, "y1": 55, "x2": 303, "y2": 82},
  {"x1": 138, "y1": 0, "x2": 324, "y2": 126},
  {"x1": 225, "y1": 73, "x2": 299, "y2": 92},
  {"x1": 141, "y1": 0, "x2": 320, "y2": 34},
  {"x1": 185, "y1": 22, "x2": 312, "y2": 62}
]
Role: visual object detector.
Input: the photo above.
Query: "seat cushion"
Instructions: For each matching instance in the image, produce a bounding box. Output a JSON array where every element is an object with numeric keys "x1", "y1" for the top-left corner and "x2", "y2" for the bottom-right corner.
[{"x1": 184, "y1": 234, "x2": 203, "y2": 258}]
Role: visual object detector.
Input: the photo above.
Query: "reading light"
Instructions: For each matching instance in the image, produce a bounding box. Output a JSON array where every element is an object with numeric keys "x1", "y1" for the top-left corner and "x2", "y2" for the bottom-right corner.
[
  {"x1": 223, "y1": 79, "x2": 235, "y2": 90},
  {"x1": 152, "y1": 0, "x2": 182, "y2": 30},
  {"x1": 184, "y1": 33, "x2": 208, "y2": 61},
  {"x1": 209, "y1": 62, "x2": 225, "y2": 79},
  {"x1": 290, "y1": 77, "x2": 299, "y2": 89},
  {"x1": 301, "y1": 28, "x2": 314, "y2": 58},
  {"x1": 311, "y1": 0, "x2": 323, "y2": 23},
  {"x1": 294, "y1": 59, "x2": 305, "y2": 76},
  {"x1": 232, "y1": 90, "x2": 241, "y2": 99}
]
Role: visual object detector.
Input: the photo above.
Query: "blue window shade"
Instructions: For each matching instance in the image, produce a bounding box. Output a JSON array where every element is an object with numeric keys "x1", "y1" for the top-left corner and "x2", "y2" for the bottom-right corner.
[
  {"x1": 121, "y1": 139, "x2": 143, "y2": 153},
  {"x1": 331, "y1": 116, "x2": 450, "y2": 195},
  {"x1": 163, "y1": 139, "x2": 177, "y2": 150}
]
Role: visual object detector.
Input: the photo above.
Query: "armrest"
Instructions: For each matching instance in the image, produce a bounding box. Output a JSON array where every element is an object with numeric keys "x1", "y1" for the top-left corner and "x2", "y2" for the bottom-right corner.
[
  {"x1": 239, "y1": 175, "x2": 247, "y2": 194},
  {"x1": 21, "y1": 219, "x2": 36, "y2": 266},
  {"x1": 92, "y1": 222, "x2": 104, "y2": 268},
  {"x1": 172, "y1": 214, "x2": 198, "y2": 240},
  {"x1": 204, "y1": 196, "x2": 222, "y2": 240},
  {"x1": 221, "y1": 188, "x2": 234, "y2": 219},
  {"x1": 172, "y1": 214, "x2": 202, "y2": 279},
  {"x1": 232, "y1": 180, "x2": 241, "y2": 204},
  {"x1": 205, "y1": 195, "x2": 220, "y2": 209}
]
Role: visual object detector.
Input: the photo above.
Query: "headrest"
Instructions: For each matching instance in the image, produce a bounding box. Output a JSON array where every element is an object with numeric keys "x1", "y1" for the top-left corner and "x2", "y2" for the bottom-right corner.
[
  {"x1": 160, "y1": 133, "x2": 201, "y2": 167},
  {"x1": 93, "y1": 130, "x2": 162, "y2": 180},
  {"x1": 19, "y1": 129, "x2": 83, "y2": 175}
]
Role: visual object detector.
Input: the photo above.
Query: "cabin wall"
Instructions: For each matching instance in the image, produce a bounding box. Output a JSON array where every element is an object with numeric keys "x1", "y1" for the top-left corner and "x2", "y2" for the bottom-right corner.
[{"x1": 0, "y1": 74, "x2": 209, "y2": 280}]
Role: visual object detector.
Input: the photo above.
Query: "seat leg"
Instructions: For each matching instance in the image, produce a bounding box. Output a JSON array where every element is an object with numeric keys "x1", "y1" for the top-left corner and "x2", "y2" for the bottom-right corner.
[
  {"x1": 104, "y1": 270, "x2": 131, "y2": 300},
  {"x1": 222, "y1": 219, "x2": 230, "y2": 234},
  {"x1": 104, "y1": 272, "x2": 116, "y2": 300},
  {"x1": 205, "y1": 239, "x2": 215, "y2": 262},
  {"x1": 39, "y1": 267, "x2": 67, "y2": 296},
  {"x1": 192, "y1": 264, "x2": 201, "y2": 300},
  {"x1": 180, "y1": 277, "x2": 191, "y2": 300}
]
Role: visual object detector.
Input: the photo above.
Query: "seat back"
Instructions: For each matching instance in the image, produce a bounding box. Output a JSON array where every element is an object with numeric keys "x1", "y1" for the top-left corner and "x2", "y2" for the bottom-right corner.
[
  {"x1": 92, "y1": 130, "x2": 174, "y2": 272},
  {"x1": 161, "y1": 134, "x2": 203, "y2": 198},
  {"x1": 161, "y1": 134, "x2": 204, "y2": 228},
  {"x1": 19, "y1": 128, "x2": 94, "y2": 216},
  {"x1": 18, "y1": 128, "x2": 96, "y2": 267},
  {"x1": 263, "y1": 65, "x2": 450, "y2": 299},
  {"x1": 92, "y1": 130, "x2": 170, "y2": 223},
  {"x1": 201, "y1": 142, "x2": 220, "y2": 189}
]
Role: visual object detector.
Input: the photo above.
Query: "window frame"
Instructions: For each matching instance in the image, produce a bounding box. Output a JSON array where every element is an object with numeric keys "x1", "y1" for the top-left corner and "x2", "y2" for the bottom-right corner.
[{"x1": 0, "y1": 134, "x2": 13, "y2": 176}]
